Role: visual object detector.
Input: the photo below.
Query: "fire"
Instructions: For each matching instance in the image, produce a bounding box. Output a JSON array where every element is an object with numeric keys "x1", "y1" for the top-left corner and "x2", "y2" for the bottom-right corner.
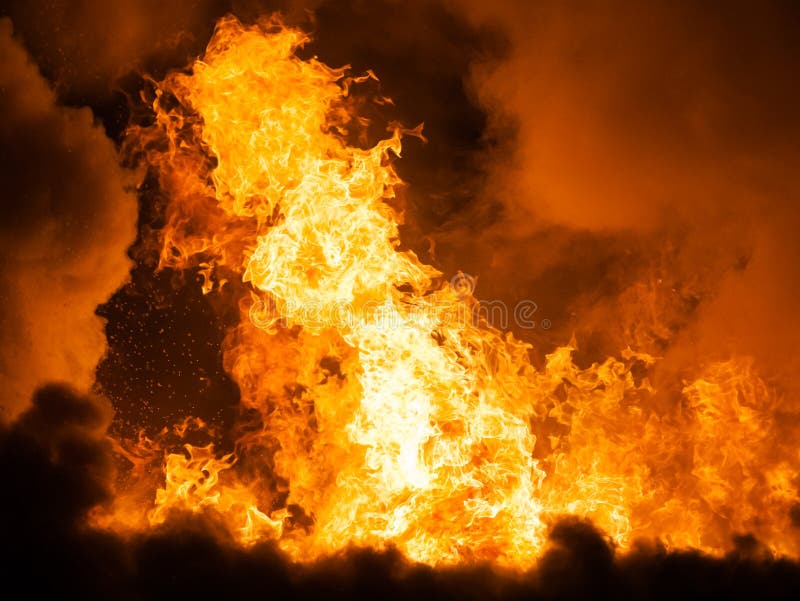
[{"x1": 99, "y1": 15, "x2": 800, "y2": 568}]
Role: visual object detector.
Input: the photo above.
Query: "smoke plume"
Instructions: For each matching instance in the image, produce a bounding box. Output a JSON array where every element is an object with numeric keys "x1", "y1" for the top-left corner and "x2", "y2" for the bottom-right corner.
[
  {"x1": 437, "y1": 0, "x2": 800, "y2": 390},
  {"x1": 0, "y1": 19, "x2": 137, "y2": 419}
]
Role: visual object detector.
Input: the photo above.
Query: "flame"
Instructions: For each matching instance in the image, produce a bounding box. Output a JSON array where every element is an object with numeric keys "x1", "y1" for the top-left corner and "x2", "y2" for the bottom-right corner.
[{"x1": 100, "y1": 15, "x2": 800, "y2": 568}]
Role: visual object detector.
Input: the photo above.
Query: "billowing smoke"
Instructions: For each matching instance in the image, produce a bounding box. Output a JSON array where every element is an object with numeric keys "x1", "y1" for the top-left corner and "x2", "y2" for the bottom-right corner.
[
  {"x1": 0, "y1": 19, "x2": 137, "y2": 419},
  {"x1": 441, "y1": 0, "x2": 800, "y2": 394}
]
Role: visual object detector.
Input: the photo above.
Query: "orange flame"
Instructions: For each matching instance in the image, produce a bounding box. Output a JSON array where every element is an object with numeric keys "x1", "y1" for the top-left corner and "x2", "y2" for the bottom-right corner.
[{"x1": 99, "y1": 15, "x2": 800, "y2": 568}]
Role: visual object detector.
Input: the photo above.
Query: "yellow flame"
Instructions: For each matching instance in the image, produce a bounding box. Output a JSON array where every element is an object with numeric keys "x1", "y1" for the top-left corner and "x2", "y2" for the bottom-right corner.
[{"x1": 99, "y1": 15, "x2": 800, "y2": 568}]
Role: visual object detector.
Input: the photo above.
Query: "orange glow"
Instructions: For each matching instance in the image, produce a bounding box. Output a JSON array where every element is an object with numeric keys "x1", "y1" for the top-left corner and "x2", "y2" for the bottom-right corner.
[{"x1": 98, "y1": 15, "x2": 800, "y2": 568}]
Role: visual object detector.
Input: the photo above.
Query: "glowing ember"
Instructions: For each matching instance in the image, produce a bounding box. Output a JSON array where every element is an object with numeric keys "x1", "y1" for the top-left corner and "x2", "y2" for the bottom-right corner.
[{"x1": 98, "y1": 15, "x2": 799, "y2": 568}]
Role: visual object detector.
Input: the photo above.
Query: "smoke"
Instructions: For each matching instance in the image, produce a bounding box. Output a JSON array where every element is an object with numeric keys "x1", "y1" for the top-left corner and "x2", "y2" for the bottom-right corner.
[
  {"x1": 0, "y1": 19, "x2": 137, "y2": 419},
  {"x1": 436, "y1": 0, "x2": 800, "y2": 389},
  {"x1": 3, "y1": 386, "x2": 800, "y2": 599},
  {"x1": 0, "y1": 1, "x2": 227, "y2": 100},
  {"x1": 0, "y1": 1, "x2": 358, "y2": 104},
  {"x1": 456, "y1": 0, "x2": 800, "y2": 231}
]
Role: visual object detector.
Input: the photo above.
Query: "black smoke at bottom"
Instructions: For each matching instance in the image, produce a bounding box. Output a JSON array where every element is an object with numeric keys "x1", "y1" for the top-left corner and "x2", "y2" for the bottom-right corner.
[{"x1": 1, "y1": 386, "x2": 799, "y2": 600}]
